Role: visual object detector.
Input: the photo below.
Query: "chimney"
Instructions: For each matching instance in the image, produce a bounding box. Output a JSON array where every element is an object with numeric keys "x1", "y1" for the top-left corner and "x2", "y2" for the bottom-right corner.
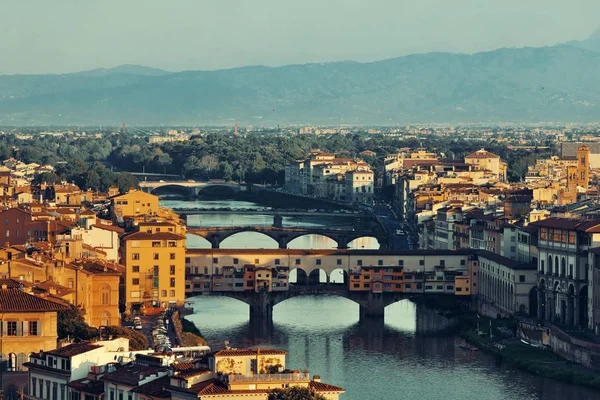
[{"x1": 312, "y1": 375, "x2": 321, "y2": 382}]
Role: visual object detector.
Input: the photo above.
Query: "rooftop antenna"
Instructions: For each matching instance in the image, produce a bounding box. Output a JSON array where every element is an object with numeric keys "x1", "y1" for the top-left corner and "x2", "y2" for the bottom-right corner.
[
  {"x1": 122, "y1": 121, "x2": 127, "y2": 135},
  {"x1": 234, "y1": 122, "x2": 239, "y2": 137}
]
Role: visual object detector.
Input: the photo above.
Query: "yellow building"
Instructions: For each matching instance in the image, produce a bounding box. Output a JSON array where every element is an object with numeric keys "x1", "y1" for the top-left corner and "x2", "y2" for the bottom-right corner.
[
  {"x1": 464, "y1": 148, "x2": 507, "y2": 182},
  {"x1": 110, "y1": 189, "x2": 159, "y2": 221},
  {"x1": 120, "y1": 221, "x2": 186, "y2": 311},
  {"x1": 0, "y1": 240, "x2": 123, "y2": 328},
  {"x1": 169, "y1": 348, "x2": 344, "y2": 400},
  {"x1": 0, "y1": 279, "x2": 69, "y2": 371}
]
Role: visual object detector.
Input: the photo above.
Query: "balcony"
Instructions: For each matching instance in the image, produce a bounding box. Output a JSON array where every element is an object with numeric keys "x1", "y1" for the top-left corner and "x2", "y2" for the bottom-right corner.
[{"x1": 228, "y1": 372, "x2": 310, "y2": 384}]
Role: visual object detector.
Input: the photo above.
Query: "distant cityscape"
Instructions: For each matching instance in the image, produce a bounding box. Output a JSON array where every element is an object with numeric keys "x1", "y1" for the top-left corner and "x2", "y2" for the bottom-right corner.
[{"x1": 1, "y1": 124, "x2": 600, "y2": 399}]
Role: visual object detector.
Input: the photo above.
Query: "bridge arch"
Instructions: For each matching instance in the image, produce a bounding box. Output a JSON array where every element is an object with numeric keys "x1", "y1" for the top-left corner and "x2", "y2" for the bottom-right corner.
[
  {"x1": 347, "y1": 236, "x2": 381, "y2": 250},
  {"x1": 196, "y1": 185, "x2": 238, "y2": 197},
  {"x1": 287, "y1": 234, "x2": 339, "y2": 249},
  {"x1": 289, "y1": 268, "x2": 308, "y2": 285},
  {"x1": 329, "y1": 268, "x2": 349, "y2": 284},
  {"x1": 308, "y1": 268, "x2": 329, "y2": 284},
  {"x1": 220, "y1": 231, "x2": 279, "y2": 249},
  {"x1": 148, "y1": 184, "x2": 191, "y2": 196}
]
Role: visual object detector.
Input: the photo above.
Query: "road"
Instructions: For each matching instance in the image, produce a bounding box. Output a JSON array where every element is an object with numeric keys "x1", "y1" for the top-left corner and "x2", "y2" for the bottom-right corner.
[
  {"x1": 138, "y1": 313, "x2": 178, "y2": 349},
  {"x1": 373, "y1": 203, "x2": 412, "y2": 250}
]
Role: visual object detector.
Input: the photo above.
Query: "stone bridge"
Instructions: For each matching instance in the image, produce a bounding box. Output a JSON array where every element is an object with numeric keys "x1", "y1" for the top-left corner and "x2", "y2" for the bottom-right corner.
[
  {"x1": 191, "y1": 284, "x2": 410, "y2": 320},
  {"x1": 139, "y1": 180, "x2": 249, "y2": 197},
  {"x1": 186, "y1": 226, "x2": 389, "y2": 249}
]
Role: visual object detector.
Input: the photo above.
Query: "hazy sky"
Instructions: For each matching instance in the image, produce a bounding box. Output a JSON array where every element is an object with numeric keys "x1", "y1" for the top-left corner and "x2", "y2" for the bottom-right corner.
[{"x1": 1, "y1": 0, "x2": 599, "y2": 75}]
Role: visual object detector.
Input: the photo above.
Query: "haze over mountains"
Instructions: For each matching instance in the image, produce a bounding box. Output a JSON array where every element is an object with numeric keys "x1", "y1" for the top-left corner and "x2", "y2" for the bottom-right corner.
[{"x1": 1, "y1": 31, "x2": 600, "y2": 126}]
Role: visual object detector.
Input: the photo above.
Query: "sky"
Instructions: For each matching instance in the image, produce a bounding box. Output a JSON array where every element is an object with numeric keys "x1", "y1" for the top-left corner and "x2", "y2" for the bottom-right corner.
[{"x1": 1, "y1": 0, "x2": 599, "y2": 75}]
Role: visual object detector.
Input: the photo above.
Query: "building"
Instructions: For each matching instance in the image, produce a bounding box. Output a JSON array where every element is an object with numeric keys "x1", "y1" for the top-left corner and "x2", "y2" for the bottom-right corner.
[
  {"x1": 25, "y1": 339, "x2": 152, "y2": 400},
  {"x1": 59, "y1": 223, "x2": 123, "y2": 262},
  {"x1": 530, "y1": 218, "x2": 600, "y2": 327},
  {"x1": 589, "y1": 248, "x2": 600, "y2": 335},
  {"x1": 168, "y1": 348, "x2": 344, "y2": 400},
  {"x1": 477, "y1": 251, "x2": 537, "y2": 317},
  {"x1": 0, "y1": 281, "x2": 69, "y2": 372},
  {"x1": 185, "y1": 249, "x2": 478, "y2": 297},
  {"x1": 561, "y1": 142, "x2": 600, "y2": 168},
  {"x1": 110, "y1": 190, "x2": 159, "y2": 222},
  {"x1": 464, "y1": 149, "x2": 507, "y2": 182},
  {"x1": 120, "y1": 221, "x2": 186, "y2": 311}
]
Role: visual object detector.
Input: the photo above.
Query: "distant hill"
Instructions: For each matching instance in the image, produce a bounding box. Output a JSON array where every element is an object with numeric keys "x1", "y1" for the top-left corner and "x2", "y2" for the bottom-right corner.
[{"x1": 1, "y1": 36, "x2": 600, "y2": 125}]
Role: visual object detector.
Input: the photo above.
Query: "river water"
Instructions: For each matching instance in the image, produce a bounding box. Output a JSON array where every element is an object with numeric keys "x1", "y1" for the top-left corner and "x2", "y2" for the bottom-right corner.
[{"x1": 163, "y1": 198, "x2": 600, "y2": 400}]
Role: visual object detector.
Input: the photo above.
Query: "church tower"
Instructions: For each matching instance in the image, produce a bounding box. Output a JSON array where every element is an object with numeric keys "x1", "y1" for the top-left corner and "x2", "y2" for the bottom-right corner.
[{"x1": 577, "y1": 145, "x2": 590, "y2": 189}]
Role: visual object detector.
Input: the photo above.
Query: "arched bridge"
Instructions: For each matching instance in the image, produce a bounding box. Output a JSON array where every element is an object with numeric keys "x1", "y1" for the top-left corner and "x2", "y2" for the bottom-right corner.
[
  {"x1": 139, "y1": 180, "x2": 249, "y2": 196},
  {"x1": 186, "y1": 226, "x2": 389, "y2": 249},
  {"x1": 193, "y1": 284, "x2": 409, "y2": 320}
]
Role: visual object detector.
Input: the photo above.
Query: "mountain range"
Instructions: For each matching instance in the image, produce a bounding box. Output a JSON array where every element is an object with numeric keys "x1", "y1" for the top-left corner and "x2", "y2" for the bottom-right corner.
[{"x1": 1, "y1": 31, "x2": 600, "y2": 126}]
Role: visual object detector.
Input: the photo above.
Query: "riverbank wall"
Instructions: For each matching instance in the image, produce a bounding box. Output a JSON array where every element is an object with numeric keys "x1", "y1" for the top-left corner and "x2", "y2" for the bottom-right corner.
[{"x1": 518, "y1": 321, "x2": 600, "y2": 370}]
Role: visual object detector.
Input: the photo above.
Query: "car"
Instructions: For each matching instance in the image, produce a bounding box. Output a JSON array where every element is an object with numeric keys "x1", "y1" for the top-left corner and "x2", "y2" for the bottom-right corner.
[{"x1": 134, "y1": 324, "x2": 143, "y2": 330}]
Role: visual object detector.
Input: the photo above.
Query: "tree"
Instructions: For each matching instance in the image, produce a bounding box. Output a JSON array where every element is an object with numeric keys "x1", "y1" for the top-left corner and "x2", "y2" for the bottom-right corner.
[
  {"x1": 58, "y1": 304, "x2": 98, "y2": 340},
  {"x1": 268, "y1": 387, "x2": 326, "y2": 400}
]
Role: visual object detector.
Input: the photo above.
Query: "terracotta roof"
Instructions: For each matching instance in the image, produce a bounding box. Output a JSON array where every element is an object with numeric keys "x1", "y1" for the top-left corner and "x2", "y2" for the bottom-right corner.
[
  {"x1": 186, "y1": 248, "x2": 475, "y2": 257},
  {"x1": 529, "y1": 217, "x2": 600, "y2": 233},
  {"x1": 101, "y1": 363, "x2": 168, "y2": 386},
  {"x1": 121, "y1": 231, "x2": 185, "y2": 241},
  {"x1": 0, "y1": 288, "x2": 70, "y2": 312},
  {"x1": 68, "y1": 378, "x2": 105, "y2": 395},
  {"x1": 36, "y1": 280, "x2": 74, "y2": 296},
  {"x1": 46, "y1": 342, "x2": 101, "y2": 357},
  {"x1": 309, "y1": 380, "x2": 345, "y2": 393},
  {"x1": 92, "y1": 223, "x2": 124, "y2": 233},
  {"x1": 212, "y1": 348, "x2": 287, "y2": 357},
  {"x1": 476, "y1": 250, "x2": 536, "y2": 270},
  {"x1": 132, "y1": 375, "x2": 170, "y2": 397},
  {"x1": 0, "y1": 278, "x2": 28, "y2": 289},
  {"x1": 465, "y1": 149, "x2": 501, "y2": 159}
]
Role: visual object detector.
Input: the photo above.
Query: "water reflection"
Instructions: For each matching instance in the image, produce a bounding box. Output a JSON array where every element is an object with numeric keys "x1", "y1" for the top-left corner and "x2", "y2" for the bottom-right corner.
[{"x1": 188, "y1": 296, "x2": 600, "y2": 400}]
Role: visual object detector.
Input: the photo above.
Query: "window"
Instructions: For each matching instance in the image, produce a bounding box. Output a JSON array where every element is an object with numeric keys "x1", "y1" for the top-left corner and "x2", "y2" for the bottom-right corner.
[
  {"x1": 353, "y1": 283, "x2": 360, "y2": 288},
  {"x1": 28, "y1": 320, "x2": 39, "y2": 336},
  {"x1": 132, "y1": 278, "x2": 139, "y2": 285},
  {"x1": 440, "y1": 260, "x2": 445, "y2": 266},
  {"x1": 295, "y1": 259, "x2": 301, "y2": 265},
  {"x1": 3, "y1": 218, "x2": 7, "y2": 225},
  {"x1": 233, "y1": 258, "x2": 239, "y2": 264},
  {"x1": 7, "y1": 321, "x2": 17, "y2": 336},
  {"x1": 460, "y1": 259, "x2": 465, "y2": 266},
  {"x1": 213, "y1": 257, "x2": 218, "y2": 264},
  {"x1": 519, "y1": 275, "x2": 525, "y2": 282},
  {"x1": 316, "y1": 259, "x2": 321, "y2": 265},
  {"x1": 101, "y1": 292, "x2": 109, "y2": 305},
  {"x1": 153, "y1": 253, "x2": 159, "y2": 260},
  {"x1": 275, "y1": 259, "x2": 280, "y2": 265},
  {"x1": 378, "y1": 260, "x2": 383, "y2": 266},
  {"x1": 132, "y1": 253, "x2": 140, "y2": 260},
  {"x1": 170, "y1": 278, "x2": 176, "y2": 287},
  {"x1": 169, "y1": 290, "x2": 175, "y2": 297},
  {"x1": 153, "y1": 265, "x2": 159, "y2": 275},
  {"x1": 419, "y1": 259, "x2": 424, "y2": 266},
  {"x1": 152, "y1": 241, "x2": 161, "y2": 247},
  {"x1": 255, "y1": 258, "x2": 260, "y2": 264},
  {"x1": 132, "y1": 265, "x2": 139, "y2": 272},
  {"x1": 170, "y1": 265, "x2": 176, "y2": 274},
  {"x1": 398, "y1": 260, "x2": 404, "y2": 267},
  {"x1": 357, "y1": 259, "x2": 363, "y2": 266},
  {"x1": 31, "y1": 377, "x2": 37, "y2": 397},
  {"x1": 161, "y1": 290, "x2": 167, "y2": 297},
  {"x1": 169, "y1": 253, "x2": 176, "y2": 260},
  {"x1": 185, "y1": 257, "x2": 191, "y2": 263}
]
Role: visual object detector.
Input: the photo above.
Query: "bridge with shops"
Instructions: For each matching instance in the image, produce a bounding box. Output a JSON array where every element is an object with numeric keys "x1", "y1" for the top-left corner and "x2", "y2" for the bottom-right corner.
[{"x1": 186, "y1": 226, "x2": 390, "y2": 249}]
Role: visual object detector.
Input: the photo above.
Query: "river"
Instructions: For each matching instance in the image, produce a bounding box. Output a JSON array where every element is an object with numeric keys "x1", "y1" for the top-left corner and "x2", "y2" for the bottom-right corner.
[{"x1": 163, "y1": 198, "x2": 600, "y2": 400}]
